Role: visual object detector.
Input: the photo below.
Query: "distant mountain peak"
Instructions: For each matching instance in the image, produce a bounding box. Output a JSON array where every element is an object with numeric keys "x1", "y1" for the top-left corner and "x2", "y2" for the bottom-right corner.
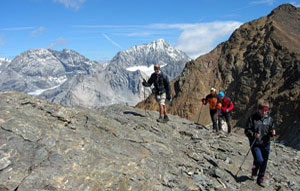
[
  {"x1": 125, "y1": 39, "x2": 169, "y2": 53},
  {"x1": 109, "y1": 39, "x2": 190, "y2": 74}
]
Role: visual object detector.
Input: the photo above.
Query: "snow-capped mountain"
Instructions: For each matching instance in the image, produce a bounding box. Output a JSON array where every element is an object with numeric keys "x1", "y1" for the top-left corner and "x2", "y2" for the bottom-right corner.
[
  {"x1": 111, "y1": 39, "x2": 190, "y2": 79},
  {"x1": 0, "y1": 39, "x2": 190, "y2": 107},
  {"x1": 41, "y1": 39, "x2": 190, "y2": 107},
  {"x1": 0, "y1": 49, "x2": 103, "y2": 94}
]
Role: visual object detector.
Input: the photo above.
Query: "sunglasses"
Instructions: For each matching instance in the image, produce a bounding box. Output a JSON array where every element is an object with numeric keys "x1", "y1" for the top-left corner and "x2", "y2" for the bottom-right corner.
[
  {"x1": 259, "y1": 106, "x2": 269, "y2": 112},
  {"x1": 154, "y1": 66, "x2": 160, "y2": 70}
]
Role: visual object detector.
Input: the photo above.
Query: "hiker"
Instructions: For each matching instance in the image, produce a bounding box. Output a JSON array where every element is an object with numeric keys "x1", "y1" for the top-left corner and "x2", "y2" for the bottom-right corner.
[
  {"x1": 218, "y1": 91, "x2": 234, "y2": 134},
  {"x1": 202, "y1": 87, "x2": 222, "y2": 133},
  {"x1": 244, "y1": 100, "x2": 276, "y2": 187},
  {"x1": 142, "y1": 64, "x2": 172, "y2": 123}
]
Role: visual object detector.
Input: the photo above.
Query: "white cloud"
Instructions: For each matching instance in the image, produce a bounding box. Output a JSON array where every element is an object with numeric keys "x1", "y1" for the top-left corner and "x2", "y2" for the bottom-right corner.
[
  {"x1": 175, "y1": 21, "x2": 242, "y2": 59},
  {"x1": 53, "y1": 0, "x2": 86, "y2": 10},
  {"x1": 0, "y1": 27, "x2": 34, "y2": 31},
  {"x1": 47, "y1": 37, "x2": 68, "y2": 49},
  {"x1": 102, "y1": 33, "x2": 122, "y2": 49},
  {"x1": 31, "y1": 27, "x2": 47, "y2": 37},
  {"x1": 250, "y1": 0, "x2": 277, "y2": 5}
]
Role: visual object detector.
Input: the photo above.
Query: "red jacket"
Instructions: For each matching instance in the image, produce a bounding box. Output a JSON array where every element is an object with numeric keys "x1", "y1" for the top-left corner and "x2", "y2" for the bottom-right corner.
[{"x1": 221, "y1": 96, "x2": 234, "y2": 113}]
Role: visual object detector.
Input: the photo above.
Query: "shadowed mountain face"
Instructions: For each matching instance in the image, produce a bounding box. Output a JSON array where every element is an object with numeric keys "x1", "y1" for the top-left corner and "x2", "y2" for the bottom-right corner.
[
  {"x1": 0, "y1": 91, "x2": 299, "y2": 190},
  {"x1": 137, "y1": 4, "x2": 300, "y2": 149}
]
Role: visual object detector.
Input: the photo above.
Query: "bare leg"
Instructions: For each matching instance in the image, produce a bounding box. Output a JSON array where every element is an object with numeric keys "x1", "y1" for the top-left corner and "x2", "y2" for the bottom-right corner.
[{"x1": 159, "y1": 104, "x2": 164, "y2": 117}]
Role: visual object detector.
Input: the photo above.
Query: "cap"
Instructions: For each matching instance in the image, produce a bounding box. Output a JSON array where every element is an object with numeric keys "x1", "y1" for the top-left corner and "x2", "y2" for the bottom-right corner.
[
  {"x1": 210, "y1": 87, "x2": 216, "y2": 92},
  {"x1": 154, "y1": 65, "x2": 160, "y2": 70},
  {"x1": 219, "y1": 91, "x2": 224, "y2": 97}
]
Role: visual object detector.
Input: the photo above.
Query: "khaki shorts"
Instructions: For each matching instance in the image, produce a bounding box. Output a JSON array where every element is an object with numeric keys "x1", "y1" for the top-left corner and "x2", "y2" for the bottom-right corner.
[{"x1": 156, "y1": 93, "x2": 166, "y2": 105}]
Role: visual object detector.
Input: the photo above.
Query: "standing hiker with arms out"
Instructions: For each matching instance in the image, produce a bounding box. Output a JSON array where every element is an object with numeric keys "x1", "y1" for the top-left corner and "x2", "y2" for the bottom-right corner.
[
  {"x1": 142, "y1": 64, "x2": 172, "y2": 123},
  {"x1": 202, "y1": 87, "x2": 222, "y2": 133},
  {"x1": 244, "y1": 100, "x2": 276, "y2": 187},
  {"x1": 218, "y1": 91, "x2": 234, "y2": 135}
]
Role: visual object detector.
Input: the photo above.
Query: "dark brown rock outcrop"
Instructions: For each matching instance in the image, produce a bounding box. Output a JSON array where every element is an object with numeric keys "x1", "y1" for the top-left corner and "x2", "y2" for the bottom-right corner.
[{"x1": 137, "y1": 4, "x2": 300, "y2": 149}]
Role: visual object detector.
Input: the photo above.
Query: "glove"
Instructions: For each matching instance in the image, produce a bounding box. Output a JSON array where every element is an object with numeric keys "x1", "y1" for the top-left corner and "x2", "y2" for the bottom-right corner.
[
  {"x1": 202, "y1": 98, "x2": 206, "y2": 105},
  {"x1": 142, "y1": 79, "x2": 148, "y2": 86}
]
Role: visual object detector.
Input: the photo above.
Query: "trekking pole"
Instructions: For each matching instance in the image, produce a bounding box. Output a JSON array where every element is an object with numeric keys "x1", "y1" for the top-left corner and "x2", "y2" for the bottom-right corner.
[
  {"x1": 144, "y1": 86, "x2": 146, "y2": 116},
  {"x1": 235, "y1": 138, "x2": 257, "y2": 178},
  {"x1": 196, "y1": 103, "x2": 204, "y2": 124},
  {"x1": 216, "y1": 107, "x2": 219, "y2": 132},
  {"x1": 142, "y1": 81, "x2": 148, "y2": 117},
  {"x1": 273, "y1": 136, "x2": 278, "y2": 156}
]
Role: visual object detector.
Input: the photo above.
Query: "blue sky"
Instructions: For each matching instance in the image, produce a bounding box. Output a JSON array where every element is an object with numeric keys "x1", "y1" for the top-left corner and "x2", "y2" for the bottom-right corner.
[{"x1": 0, "y1": 0, "x2": 299, "y2": 61}]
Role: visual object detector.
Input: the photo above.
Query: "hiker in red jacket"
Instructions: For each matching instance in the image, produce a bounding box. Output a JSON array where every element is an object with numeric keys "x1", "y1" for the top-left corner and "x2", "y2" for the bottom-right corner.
[{"x1": 218, "y1": 91, "x2": 234, "y2": 134}]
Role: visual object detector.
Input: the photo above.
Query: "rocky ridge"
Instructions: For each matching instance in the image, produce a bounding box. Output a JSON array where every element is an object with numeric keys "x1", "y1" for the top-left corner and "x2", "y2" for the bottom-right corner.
[
  {"x1": 0, "y1": 91, "x2": 299, "y2": 190},
  {"x1": 137, "y1": 4, "x2": 300, "y2": 150}
]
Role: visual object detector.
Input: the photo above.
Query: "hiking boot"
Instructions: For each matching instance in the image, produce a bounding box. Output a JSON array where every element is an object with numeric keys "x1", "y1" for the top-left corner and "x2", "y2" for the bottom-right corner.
[
  {"x1": 164, "y1": 115, "x2": 169, "y2": 122},
  {"x1": 157, "y1": 116, "x2": 165, "y2": 123},
  {"x1": 257, "y1": 181, "x2": 265, "y2": 187},
  {"x1": 257, "y1": 176, "x2": 265, "y2": 187}
]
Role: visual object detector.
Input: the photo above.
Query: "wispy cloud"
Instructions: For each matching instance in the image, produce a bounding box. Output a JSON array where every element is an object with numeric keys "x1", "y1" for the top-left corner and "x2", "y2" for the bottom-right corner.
[
  {"x1": 175, "y1": 21, "x2": 242, "y2": 58},
  {"x1": 47, "y1": 37, "x2": 68, "y2": 49},
  {"x1": 290, "y1": 1, "x2": 300, "y2": 7},
  {"x1": 73, "y1": 25, "x2": 143, "y2": 29},
  {"x1": 250, "y1": 0, "x2": 277, "y2": 5},
  {"x1": 73, "y1": 22, "x2": 242, "y2": 58},
  {"x1": 102, "y1": 33, "x2": 122, "y2": 49},
  {"x1": 0, "y1": 27, "x2": 35, "y2": 31},
  {"x1": 31, "y1": 27, "x2": 47, "y2": 37},
  {"x1": 53, "y1": 0, "x2": 86, "y2": 10}
]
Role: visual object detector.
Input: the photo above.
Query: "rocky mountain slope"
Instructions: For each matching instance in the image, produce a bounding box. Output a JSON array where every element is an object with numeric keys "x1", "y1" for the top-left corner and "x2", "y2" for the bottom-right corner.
[
  {"x1": 0, "y1": 91, "x2": 299, "y2": 190},
  {"x1": 138, "y1": 4, "x2": 300, "y2": 149}
]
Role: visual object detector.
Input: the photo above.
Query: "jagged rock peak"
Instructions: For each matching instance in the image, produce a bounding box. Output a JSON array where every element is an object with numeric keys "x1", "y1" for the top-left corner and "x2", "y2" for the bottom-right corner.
[
  {"x1": 110, "y1": 39, "x2": 190, "y2": 69},
  {"x1": 268, "y1": 3, "x2": 298, "y2": 16},
  {"x1": 128, "y1": 39, "x2": 171, "y2": 52}
]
